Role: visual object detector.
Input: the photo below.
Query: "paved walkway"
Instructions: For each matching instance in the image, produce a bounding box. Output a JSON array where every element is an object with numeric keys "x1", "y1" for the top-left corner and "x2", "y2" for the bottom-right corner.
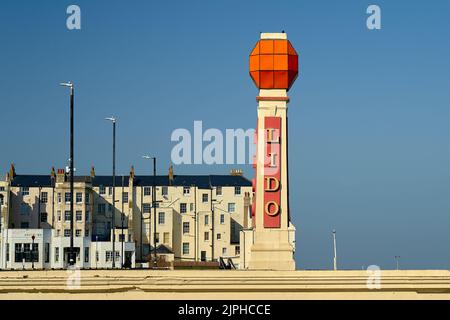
[{"x1": 1, "y1": 269, "x2": 450, "y2": 299}]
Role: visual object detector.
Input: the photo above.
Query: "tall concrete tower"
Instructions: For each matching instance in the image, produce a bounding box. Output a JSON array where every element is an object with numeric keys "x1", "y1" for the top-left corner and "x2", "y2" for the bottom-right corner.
[{"x1": 247, "y1": 32, "x2": 298, "y2": 270}]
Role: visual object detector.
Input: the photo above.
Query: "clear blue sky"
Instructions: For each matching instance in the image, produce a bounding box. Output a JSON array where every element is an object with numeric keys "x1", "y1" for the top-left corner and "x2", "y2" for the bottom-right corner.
[{"x1": 1, "y1": 0, "x2": 450, "y2": 270}]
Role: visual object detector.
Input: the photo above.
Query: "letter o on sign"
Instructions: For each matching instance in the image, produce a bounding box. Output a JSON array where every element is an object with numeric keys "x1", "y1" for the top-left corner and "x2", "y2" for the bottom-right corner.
[{"x1": 265, "y1": 201, "x2": 280, "y2": 216}]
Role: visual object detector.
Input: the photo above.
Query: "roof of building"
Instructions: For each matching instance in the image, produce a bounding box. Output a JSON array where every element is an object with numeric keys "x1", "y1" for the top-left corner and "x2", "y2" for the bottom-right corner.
[{"x1": 9, "y1": 174, "x2": 252, "y2": 188}]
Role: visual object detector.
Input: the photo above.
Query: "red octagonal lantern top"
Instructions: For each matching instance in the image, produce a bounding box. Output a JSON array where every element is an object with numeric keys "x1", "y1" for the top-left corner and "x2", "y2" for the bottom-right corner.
[{"x1": 249, "y1": 38, "x2": 298, "y2": 91}]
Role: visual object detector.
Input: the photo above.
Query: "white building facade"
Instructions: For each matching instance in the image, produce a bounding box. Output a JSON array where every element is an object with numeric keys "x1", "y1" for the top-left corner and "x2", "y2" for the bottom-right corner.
[{"x1": 0, "y1": 165, "x2": 253, "y2": 270}]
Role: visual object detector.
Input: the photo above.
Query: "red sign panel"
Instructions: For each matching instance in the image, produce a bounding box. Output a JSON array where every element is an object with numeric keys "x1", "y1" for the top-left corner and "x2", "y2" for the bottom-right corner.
[{"x1": 263, "y1": 117, "x2": 281, "y2": 228}]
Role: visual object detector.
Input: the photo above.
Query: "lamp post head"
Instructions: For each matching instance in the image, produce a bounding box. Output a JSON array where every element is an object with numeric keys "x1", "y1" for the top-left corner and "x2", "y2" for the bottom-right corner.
[
  {"x1": 105, "y1": 117, "x2": 117, "y2": 123},
  {"x1": 60, "y1": 81, "x2": 74, "y2": 93},
  {"x1": 142, "y1": 155, "x2": 155, "y2": 160}
]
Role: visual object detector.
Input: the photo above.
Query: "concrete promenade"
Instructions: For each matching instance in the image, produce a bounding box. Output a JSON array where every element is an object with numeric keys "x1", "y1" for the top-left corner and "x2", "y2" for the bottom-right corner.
[{"x1": 1, "y1": 269, "x2": 450, "y2": 299}]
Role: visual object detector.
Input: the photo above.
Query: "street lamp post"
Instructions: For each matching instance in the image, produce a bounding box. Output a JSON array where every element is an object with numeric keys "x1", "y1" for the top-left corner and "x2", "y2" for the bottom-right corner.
[
  {"x1": 105, "y1": 117, "x2": 117, "y2": 268},
  {"x1": 121, "y1": 175, "x2": 125, "y2": 269},
  {"x1": 332, "y1": 229, "x2": 337, "y2": 271},
  {"x1": 31, "y1": 235, "x2": 35, "y2": 270},
  {"x1": 60, "y1": 81, "x2": 75, "y2": 266},
  {"x1": 142, "y1": 155, "x2": 157, "y2": 268}
]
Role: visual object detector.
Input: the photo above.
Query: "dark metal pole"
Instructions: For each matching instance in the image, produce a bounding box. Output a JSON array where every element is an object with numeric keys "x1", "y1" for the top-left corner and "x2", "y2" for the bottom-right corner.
[
  {"x1": 31, "y1": 235, "x2": 35, "y2": 270},
  {"x1": 152, "y1": 157, "x2": 157, "y2": 268},
  {"x1": 210, "y1": 188, "x2": 214, "y2": 262},
  {"x1": 38, "y1": 186, "x2": 41, "y2": 229},
  {"x1": 140, "y1": 186, "x2": 143, "y2": 263},
  {"x1": 121, "y1": 175, "x2": 124, "y2": 268},
  {"x1": 112, "y1": 120, "x2": 116, "y2": 268},
  {"x1": 69, "y1": 84, "x2": 74, "y2": 266}
]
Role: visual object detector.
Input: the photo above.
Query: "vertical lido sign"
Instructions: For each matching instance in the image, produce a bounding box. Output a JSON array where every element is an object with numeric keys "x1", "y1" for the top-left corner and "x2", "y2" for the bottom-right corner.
[{"x1": 264, "y1": 116, "x2": 281, "y2": 228}]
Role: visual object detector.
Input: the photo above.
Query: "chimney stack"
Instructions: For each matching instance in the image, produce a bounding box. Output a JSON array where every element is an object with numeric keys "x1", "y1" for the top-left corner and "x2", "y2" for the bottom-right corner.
[
  {"x1": 168, "y1": 164, "x2": 174, "y2": 185},
  {"x1": 230, "y1": 169, "x2": 243, "y2": 176}
]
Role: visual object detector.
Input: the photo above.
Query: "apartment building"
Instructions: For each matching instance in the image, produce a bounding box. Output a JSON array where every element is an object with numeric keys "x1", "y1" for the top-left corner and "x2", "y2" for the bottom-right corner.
[{"x1": 0, "y1": 164, "x2": 253, "y2": 270}]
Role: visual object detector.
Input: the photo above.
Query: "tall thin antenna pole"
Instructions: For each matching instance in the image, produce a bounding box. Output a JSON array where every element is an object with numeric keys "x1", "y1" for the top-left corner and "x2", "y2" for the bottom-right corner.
[{"x1": 333, "y1": 229, "x2": 337, "y2": 271}]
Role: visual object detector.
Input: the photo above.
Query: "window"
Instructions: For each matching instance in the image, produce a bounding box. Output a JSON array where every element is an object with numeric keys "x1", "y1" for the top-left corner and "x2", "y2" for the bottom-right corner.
[
  {"x1": 41, "y1": 212, "x2": 48, "y2": 223},
  {"x1": 222, "y1": 247, "x2": 227, "y2": 255},
  {"x1": 106, "y1": 251, "x2": 113, "y2": 262},
  {"x1": 180, "y1": 203, "x2": 187, "y2": 214},
  {"x1": 119, "y1": 234, "x2": 125, "y2": 242},
  {"x1": 143, "y1": 203, "x2": 151, "y2": 213},
  {"x1": 6, "y1": 244, "x2": 9, "y2": 262},
  {"x1": 220, "y1": 214, "x2": 225, "y2": 224},
  {"x1": 76, "y1": 193, "x2": 82, "y2": 203},
  {"x1": 217, "y1": 233, "x2": 222, "y2": 240},
  {"x1": 45, "y1": 243, "x2": 50, "y2": 263},
  {"x1": 182, "y1": 243, "x2": 189, "y2": 255},
  {"x1": 15, "y1": 244, "x2": 22, "y2": 262},
  {"x1": 204, "y1": 232, "x2": 209, "y2": 241},
  {"x1": 99, "y1": 186, "x2": 106, "y2": 195},
  {"x1": 76, "y1": 211, "x2": 82, "y2": 221},
  {"x1": 64, "y1": 211, "x2": 71, "y2": 221},
  {"x1": 55, "y1": 247, "x2": 59, "y2": 263},
  {"x1": 106, "y1": 251, "x2": 119, "y2": 262},
  {"x1": 162, "y1": 186, "x2": 168, "y2": 196},
  {"x1": 155, "y1": 233, "x2": 160, "y2": 243},
  {"x1": 158, "y1": 212, "x2": 165, "y2": 224},
  {"x1": 41, "y1": 192, "x2": 48, "y2": 203},
  {"x1": 108, "y1": 187, "x2": 113, "y2": 196},
  {"x1": 0, "y1": 186, "x2": 4, "y2": 191},
  {"x1": 57, "y1": 193, "x2": 61, "y2": 203},
  {"x1": 183, "y1": 222, "x2": 190, "y2": 234},
  {"x1": 57, "y1": 210, "x2": 61, "y2": 221},
  {"x1": 85, "y1": 192, "x2": 90, "y2": 204},
  {"x1": 98, "y1": 203, "x2": 106, "y2": 214},
  {"x1": 144, "y1": 187, "x2": 151, "y2": 196},
  {"x1": 0, "y1": 195, "x2": 3, "y2": 206},
  {"x1": 85, "y1": 211, "x2": 90, "y2": 222},
  {"x1": 216, "y1": 186, "x2": 222, "y2": 196},
  {"x1": 234, "y1": 186, "x2": 241, "y2": 195},
  {"x1": 152, "y1": 202, "x2": 160, "y2": 208},
  {"x1": 21, "y1": 222, "x2": 29, "y2": 229},
  {"x1": 64, "y1": 229, "x2": 71, "y2": 237},
  {"x1": 163, "y1": 232, "x2": 170, "y2": 244},
  {"x1": 84, "y1": 247, "x2": 89, "y2": 263},
  {"x1": 204, "y1": 215, "x2": 209, "y2": 225},
  {"x1": 85, "y1": 229, "x2": 89, "y2": 237},
  {"x1": 96, "y1": 251, "x2": 99, "y2": 262},
  {"x1": 228, "y1": 203, "x2": 236, "y2": 213},
  {"x1": 20, "y1": 204, "x2": 29, "y2": 216},
  {"x1": 76, "y1": 229, "x2": 82, "y2": 237},
  {"x1": 65, "y1": 192, "x2": 71, "y2": 203},
  {"x1": 183, "y1": 186, "x2": 190, "y2": 196},
  {"x1": 21, "y1": 187, "x2": 29, "y2": 196},
  {"x1": 122, "y1": 192, "x2": 128, "y2": 203},
  {"x1": 202, "y1": 194, "x2": 208, "y2": 203},
  {"x1": 235, "y1": 246, "x2": 240, "y2": 255}
]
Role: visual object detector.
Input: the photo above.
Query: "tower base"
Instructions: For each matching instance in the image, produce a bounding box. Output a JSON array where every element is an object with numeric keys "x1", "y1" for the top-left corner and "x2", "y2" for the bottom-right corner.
[{"x1": 248, "y1": 229, "x2": 295, "y2": 271}]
